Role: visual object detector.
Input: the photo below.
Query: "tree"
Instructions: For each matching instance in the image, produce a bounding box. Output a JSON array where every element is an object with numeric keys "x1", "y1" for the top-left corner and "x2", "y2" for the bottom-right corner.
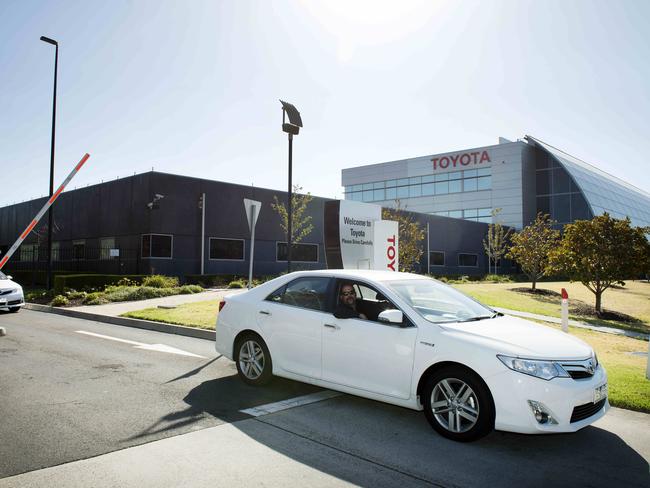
[
  {"x1": 482, "y1": 208, "x2": 512, "y2": 275},
  {"x1": 548, "y1": 213, "x2": 650, "y2": 314},
  {"x1": 507, "y1": 213, "x2": 560, "y2": 290},
  {"x1": 271, "y1": 184, "x2": 314, "y2": 245},
  {"x1": 382, "y1": 202, "x2": 426, "y2": 273}
]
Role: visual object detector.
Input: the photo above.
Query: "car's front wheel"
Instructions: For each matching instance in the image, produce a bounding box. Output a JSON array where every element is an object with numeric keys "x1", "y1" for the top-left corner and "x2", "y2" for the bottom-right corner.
[
  {"x1": 422, "y1": 366, "x2": 495, "y2": 442},
  {"x1": 234, "y1": 333, "x2": 273, "y2": 386}
]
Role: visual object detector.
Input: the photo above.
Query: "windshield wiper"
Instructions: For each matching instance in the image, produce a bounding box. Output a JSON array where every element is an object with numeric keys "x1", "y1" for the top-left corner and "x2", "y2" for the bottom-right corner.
[{"x1": 458, "y1": 313, "x2": 500, "y2": 323}]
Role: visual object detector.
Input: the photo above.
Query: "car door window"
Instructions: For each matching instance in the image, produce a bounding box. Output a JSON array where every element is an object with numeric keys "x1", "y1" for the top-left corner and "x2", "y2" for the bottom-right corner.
[
  {"x1": 267, "y1": 277, "x2": 330, "y2": 312},
  {"x1": 340, "y1": 281, "x2": 401, "y2": 324}
]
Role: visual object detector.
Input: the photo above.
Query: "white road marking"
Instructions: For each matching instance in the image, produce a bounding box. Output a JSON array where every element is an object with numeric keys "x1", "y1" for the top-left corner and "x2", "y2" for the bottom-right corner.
[
  {"x1": 240, "y1": 390, "x2": 342, "y2": 417},
  {"x1": 75, "y1": 330, "x2": 206, "y2": 358}
]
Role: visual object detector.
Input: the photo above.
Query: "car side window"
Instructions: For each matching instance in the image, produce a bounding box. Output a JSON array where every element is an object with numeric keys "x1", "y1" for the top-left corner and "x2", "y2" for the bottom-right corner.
[
  {"x1": 267, "y1": 277, "x2": 330, "y2": 312},
  {"x1": 343, "y1": 281, "x2": 401, "y2": 324}
]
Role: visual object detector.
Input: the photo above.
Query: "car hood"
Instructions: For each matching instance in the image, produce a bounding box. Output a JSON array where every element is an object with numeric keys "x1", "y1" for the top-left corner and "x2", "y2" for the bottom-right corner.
[
  {"x1": 0, "y1": 279, "x2": 20, "y2": 290},
  {"x1": 439, "y1": 315, "x2": 593, "y2": 360}
]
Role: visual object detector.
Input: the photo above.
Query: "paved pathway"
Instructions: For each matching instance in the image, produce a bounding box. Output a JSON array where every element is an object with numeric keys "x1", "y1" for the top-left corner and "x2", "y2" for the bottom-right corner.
[
  {"x1": 495, "y1": 307, "x2": 649, "y2": 340},
  {"x1": 68, "y1": 289, "x2": 245, "y2": 317}
]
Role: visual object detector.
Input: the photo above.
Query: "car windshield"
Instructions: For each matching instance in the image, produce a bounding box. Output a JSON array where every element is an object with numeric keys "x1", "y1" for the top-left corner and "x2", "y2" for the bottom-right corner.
[
  {"x1": 0, "y1": 271, "x2": 6, "y2": 280},
  {"x1": 387, "y1": 279, "x2": 496, "y2": 324}
]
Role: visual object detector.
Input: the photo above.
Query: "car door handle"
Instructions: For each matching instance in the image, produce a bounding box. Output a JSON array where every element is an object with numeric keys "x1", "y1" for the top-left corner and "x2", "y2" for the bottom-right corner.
[
  {"x1": 259, "y1": 310, "x2": 271, "y2": 316},
  {"x1": 324, "y1": 323, "x2": 340, "y2": 330}
]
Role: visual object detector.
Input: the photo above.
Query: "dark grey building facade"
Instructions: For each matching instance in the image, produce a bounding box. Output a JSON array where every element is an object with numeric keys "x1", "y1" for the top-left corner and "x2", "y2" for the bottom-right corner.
[{"x1": 0, "y1": 171, "x2": 505, "y2": 280}]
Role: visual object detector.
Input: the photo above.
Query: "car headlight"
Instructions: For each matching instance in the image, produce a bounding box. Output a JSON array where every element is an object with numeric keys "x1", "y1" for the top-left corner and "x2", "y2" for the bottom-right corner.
[{"x1": 497, "y1": 355, "x2": 570, "y2": 381}]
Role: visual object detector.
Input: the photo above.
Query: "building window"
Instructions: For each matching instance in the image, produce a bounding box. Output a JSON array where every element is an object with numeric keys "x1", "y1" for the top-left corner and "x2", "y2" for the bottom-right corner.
[
  {"x1": 430, "y1": 251, "x2": 445, "y2": 266},
  {"x1": 100, "y1": 237, "x2": 115, "y2": 260},
  {"x1": 20, "y1": 244, "x2": 38, "y2": 262},
  {"x1": 458, "y1": 253, "x2": 478, "y2": 267},
  {"x1": 72, "y1": 240, "x2": 86, "y2": 260},
  {"x1": 210, "y1": 238, "x2": 244, "y2": 260},
  {"x1": 344, "y1": 168, "x2": 492, "y2": 202},
  {"x1": 276, "y1": 242, "x2": 318, "y2": 262},
  {"x1": 141, "y1": 234, "x2": 173, "y2": 258}
]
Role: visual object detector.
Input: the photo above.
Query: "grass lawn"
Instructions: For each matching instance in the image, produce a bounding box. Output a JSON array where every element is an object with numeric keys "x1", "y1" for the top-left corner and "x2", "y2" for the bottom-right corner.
[
  {"x1": 452, "y1": 280, "x2": 650, "y2": 334},
  {"x1": 122, "y1": 299, "x2": 220, "y2": 329}
]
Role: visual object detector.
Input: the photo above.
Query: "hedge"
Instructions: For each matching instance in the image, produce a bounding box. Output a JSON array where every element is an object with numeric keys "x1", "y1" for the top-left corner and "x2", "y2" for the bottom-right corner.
[
  {"x1": 4, "y1": 270, "x2": 77, "y2": 287},
  {"x1": 54, "y1": 274, "x2": 148, "y2": 295}
]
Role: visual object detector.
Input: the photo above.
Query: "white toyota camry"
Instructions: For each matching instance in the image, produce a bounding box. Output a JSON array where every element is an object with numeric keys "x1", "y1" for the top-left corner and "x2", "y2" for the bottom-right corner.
[{"x1": 215, "y1": 270, "x2": 608, "y2": 441}]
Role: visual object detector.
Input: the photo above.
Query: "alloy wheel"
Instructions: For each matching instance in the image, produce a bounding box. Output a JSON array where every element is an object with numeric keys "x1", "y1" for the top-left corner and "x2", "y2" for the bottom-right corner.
[
  {"x1": 238, "y1": 340, "x2": 265, "y2": 380},
  {"x1": 430, "y1": 378, "x2": 480, "y2": 433}
]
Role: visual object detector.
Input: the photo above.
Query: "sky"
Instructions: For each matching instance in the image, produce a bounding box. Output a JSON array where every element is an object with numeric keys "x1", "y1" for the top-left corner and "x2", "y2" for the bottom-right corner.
[{"x1": 1, "y1": 0, "x2": 649, "y2": 208}]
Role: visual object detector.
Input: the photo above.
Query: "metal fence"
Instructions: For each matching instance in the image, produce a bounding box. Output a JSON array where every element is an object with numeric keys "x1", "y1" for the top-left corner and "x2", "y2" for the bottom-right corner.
[{"x1": 6, "y1": 247, "x2": 141, "y2": 278}]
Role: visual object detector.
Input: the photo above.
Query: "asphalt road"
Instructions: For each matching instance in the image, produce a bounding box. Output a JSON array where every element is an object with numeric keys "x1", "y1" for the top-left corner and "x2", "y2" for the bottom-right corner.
[
  {"x1": 0, "y1": 309, "x2": 319, "y2": 478},
  {"x1": 1, "y1": 309, "x2": 649, "y2": 487}
]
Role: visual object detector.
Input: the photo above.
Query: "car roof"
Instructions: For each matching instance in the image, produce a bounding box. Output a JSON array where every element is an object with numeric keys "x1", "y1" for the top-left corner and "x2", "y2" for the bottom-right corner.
[{"x1": 285, "y1": 269, "x2": 427, "y2": 282}]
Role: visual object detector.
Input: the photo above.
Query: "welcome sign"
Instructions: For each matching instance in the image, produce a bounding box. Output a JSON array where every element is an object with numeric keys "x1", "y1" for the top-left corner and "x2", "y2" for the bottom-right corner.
[{"x1": 324, "y1": 200, "x2": 398, "y2": 271}]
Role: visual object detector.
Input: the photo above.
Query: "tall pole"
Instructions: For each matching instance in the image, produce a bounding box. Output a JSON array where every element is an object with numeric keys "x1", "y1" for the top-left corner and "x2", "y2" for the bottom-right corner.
[
  {"x1": 41, "y1": 36, "x2": 58, "y2": 290},
  {"x1": 248, "y1": 204, "x2": 256, "y2": 290},
  {"x1": 287, "y1": 133, "x2": 293, "y2": 273},
  {"x1": 200, "y1": 192, "x2": 206, "y2": 275}
]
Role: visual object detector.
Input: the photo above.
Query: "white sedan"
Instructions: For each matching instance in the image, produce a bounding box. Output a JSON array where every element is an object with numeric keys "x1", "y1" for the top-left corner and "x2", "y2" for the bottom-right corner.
[
  {"x1": 0, "y1": 271, "x2": 24, "y2": 313},
  {"x1": 215, "y1": 270, "x2": 608, "y2": 442}
]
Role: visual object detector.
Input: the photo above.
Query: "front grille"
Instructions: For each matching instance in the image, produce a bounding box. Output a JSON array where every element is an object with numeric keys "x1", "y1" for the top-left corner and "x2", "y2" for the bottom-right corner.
[
  {"x1": 560, "y1": 358, "x2": 597, "y2": 380},
  {"x1": 7, "y1": 299, "x2": 23, "y2": 306},
  {"x1": 568, "y1": 370, "x2": 593, "y2": 379},
  {"x1": 570, "y1": 398, "x2": 606, "y2": 423}
]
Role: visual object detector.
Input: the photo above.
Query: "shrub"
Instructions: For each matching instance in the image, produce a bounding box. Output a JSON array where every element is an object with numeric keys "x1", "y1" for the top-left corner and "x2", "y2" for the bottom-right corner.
[
  {"x1": 179, "y1": 285, "x2": 203, "y2": 294},
  {"x1": 142, "y1": 275, "x2": 179, "y2": 288},
  {"x1": 227, "y1": 280, "x2": 246, "y2": 289},
  {"x1": 116, "y1": 277, "x2": 138, "y2": 287},
  {"x1": 83, "y1": 292, "x2": 108, "y2": 305},
  {"x1": 483, "y1": 274, "x2": 513, "y2": 283},
  {"x1": 65, "y1": 290, "x2": 88, "y2": 300},
  {"x1": 51, "y1": 295, "x2": 69, "y2": 307},
  {"x1": 54, "y1": 274, "x2": 147, "y2": 294}
]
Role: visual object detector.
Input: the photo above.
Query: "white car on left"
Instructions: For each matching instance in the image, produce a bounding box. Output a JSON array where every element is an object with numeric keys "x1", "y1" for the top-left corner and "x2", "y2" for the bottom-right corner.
[{"x1": 0, "y1": 271, "x2": 24, "y2": 313}]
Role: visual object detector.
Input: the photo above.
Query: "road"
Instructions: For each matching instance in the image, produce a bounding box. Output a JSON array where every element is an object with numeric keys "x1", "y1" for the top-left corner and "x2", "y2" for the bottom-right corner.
[{"x1": 0, "y1": 310, "x2": 648, "y2": 487}]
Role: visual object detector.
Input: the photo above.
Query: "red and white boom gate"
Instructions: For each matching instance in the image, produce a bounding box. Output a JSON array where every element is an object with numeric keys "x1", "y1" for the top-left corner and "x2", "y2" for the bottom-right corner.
[{"x1": 0, "y1": 153, "x2": 90, "y2": 270}]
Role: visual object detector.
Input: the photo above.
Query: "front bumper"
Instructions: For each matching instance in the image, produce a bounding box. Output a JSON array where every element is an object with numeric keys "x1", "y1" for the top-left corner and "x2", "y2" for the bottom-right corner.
[
  {"x1": 488, "y1": 365, "x2": 609, "y2": 434},
  {"x1": 0, "y1": 291, "x2": 24, "y2": 309}
]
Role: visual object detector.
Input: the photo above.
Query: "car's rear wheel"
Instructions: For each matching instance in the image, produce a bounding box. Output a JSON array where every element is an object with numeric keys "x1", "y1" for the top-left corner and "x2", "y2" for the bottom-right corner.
[
  {"x1": 234, "y1": 333, "x2": 273, "y2": 386},
  {"x1": 8, "y1": 307, "x2": 20, "y2": 313},
  {"x1": 422, "y1": 366, "x2": 494, "y2": 442}
]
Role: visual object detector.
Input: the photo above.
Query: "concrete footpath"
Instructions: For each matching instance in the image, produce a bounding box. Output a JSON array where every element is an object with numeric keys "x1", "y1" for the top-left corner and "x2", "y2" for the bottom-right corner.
[
  {"x1": 24, "y1": 289, "x2": 245, "y2": 340},
  {"x1": 68, "y1": 289, "x2": 244, "y2": 316}
]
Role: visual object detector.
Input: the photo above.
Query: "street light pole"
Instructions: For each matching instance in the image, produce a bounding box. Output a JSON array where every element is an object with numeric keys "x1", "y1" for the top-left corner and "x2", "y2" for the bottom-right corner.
[
  {"x1": 279, "y1": 100, "x2": 303, "y2": 274},
  {"x1": 287, "y1": 132, "x2": 293, "y2": 272},
  {"x1": 40, "y1": 35, "x2": 58, "y2": 290}
]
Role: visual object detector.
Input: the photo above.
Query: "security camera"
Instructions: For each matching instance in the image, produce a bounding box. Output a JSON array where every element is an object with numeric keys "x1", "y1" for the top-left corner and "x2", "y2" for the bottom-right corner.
[{"x1": 154, "y1": 194, "x2": 164, "y2": 200}]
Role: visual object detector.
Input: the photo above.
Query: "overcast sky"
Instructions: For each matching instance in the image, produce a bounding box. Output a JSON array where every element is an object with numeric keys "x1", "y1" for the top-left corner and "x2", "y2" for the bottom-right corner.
[{"x1": 1, "y1": 0, "x2": 649, "y2": 208}]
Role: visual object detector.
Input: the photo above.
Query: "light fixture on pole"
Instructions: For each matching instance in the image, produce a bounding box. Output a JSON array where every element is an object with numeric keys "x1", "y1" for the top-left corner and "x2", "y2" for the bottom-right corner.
[
  {"x1": 279, "y1": 100, "x2": 303, "y2": 273},
  {"x1": 40, "y1": 35, "x2": 58, "y2": 290}
]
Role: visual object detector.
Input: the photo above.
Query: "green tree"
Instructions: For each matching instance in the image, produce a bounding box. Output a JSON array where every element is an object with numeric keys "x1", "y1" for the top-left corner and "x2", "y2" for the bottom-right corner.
[
  {"x1": 483, "y1": 208, "x2": 512, "y2": 275},
  {"x1": 271, "y1": 184, "x2": 314, "y2": 245},
  {"x1": 548, "y1": 213, "x2": 650, "y2": 314},
  {"x1": 382, "y1": 202, "x2": 426, "y2": 273},
  {"x1": 507, "y1": 213, "x2": 560, "y2": 290}
]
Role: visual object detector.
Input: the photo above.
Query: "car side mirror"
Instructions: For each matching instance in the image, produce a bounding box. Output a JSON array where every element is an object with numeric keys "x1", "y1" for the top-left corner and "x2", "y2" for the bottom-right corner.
[
  {"x1": 6, "y1": 275, "x2": 12, "y2": 280},
  {"x1": 378, "y1": 309, "x2": 403, "y2": 325}
]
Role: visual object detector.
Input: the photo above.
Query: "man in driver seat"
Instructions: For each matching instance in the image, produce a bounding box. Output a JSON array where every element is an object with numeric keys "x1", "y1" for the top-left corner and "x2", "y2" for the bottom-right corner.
[{"x1": 335, "y1": 282, "x2": 367, "y2": 319}]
